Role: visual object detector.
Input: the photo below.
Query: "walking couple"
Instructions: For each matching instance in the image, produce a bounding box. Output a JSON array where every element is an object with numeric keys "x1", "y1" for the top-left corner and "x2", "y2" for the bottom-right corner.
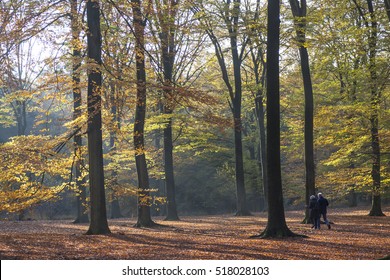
[{"x1": 309, "y1": 192, "x2": 331, "y2": 230}]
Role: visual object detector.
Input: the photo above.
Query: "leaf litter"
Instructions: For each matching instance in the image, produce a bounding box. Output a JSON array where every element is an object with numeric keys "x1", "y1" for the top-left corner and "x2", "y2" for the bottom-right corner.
[{"x1": 0, "y1": 207, "x2": 389, "y2": 260}]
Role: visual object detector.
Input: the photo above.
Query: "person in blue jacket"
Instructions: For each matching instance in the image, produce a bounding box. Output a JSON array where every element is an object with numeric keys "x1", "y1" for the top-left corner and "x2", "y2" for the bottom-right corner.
[{"x1": 318, "y1": 192, "x2": 331, "y2": 229}]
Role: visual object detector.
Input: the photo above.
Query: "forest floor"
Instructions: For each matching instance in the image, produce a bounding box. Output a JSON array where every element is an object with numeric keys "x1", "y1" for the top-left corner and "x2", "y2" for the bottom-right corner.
[{"x1": 0, "y1": 207, "x2": 389, "y2": 260}]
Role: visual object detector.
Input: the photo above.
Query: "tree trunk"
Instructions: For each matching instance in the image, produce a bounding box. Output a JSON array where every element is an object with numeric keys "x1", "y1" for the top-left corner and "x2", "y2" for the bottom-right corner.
[
  {"x1": 300, "y1": 46, "x2": 315, "y2": 223},
  {"x1": 158, "y1": 0, "x2": 180, "y2": 221},
  {"x1": 71, "y1": 0, "x2": 89, "y2": 224},
  {"x1": 16, "y1": 101, "x2": 27, "y2": 220},
  {"x1": 133, "y1": 0, "x2": 155, "y2": 227},
  {"x1": 256, "y1": 0, "x2": 297, "y2": 238},
  {"x1": 289, "y1": 0, "x2": 315, "y2": 224},
  {"x1": 233, "y1": 114, "x2": 250, "y2": 216},
  {"x1": 366, "y1": 0, "x2": 384, "y2": 216},
  {"x1": 348, "y1": 187, "x2": 358, "y2": 207},
  {"x1": 109, "y1": 83, "x2": 123, "y2": 219},
  {"x1": 230, "y1": 1, "x2": 250, "y2": 216},
  {"x1": 16, "y1": 100, "x2": 27, "y2": 136},
  {"x1": 257, "y1": 104, "x2": 268, "y2": 212},
  {"x1": 85, "y1": 0, "x2": 110, "y2": 235},
  {"x1": 152, "y1": 103, "x2": 166, "y2": 216},
  {"x1": 251, "y1": 49, "x2": 268, "y2": 212},
  {"x1": 163, "y1": 117, "x2": 179, "y2": 220}
]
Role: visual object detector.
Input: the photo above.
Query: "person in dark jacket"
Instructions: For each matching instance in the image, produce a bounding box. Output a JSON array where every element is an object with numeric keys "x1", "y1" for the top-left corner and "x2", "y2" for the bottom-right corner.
[
  {"x1": 309, "y1": 195, "x2": 320, "y2": 229},
  {"x1": 318, "y1": 192, "x2": 331, "y2": 229}
]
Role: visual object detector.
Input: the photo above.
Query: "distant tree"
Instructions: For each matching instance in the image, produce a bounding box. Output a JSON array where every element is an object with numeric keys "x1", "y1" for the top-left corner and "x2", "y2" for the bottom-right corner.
[
  {"x1": 108, "y1": 82, "x2": 124, "y2": 219},
  {"x1": 288, "y1": 0, "x2": 315, "y2": 223},
  {"x1": 352, "y1": 0, "x2": 385, "y2": 216},
  {"x1": 1, "y1": 39, "x2": 44, "y2": 220},
  {"x1": 85, "y1": 0, "x2": 110, "y2": 235},
  {"x1": 100, "y1": 6, "x2": 129, "y2": 219},
  {"x1": 247, "y1": 0, "x2": 268, "y2": 211},
  {"x1": 193, "y1": 0, "x2": 251, "y2": 216},
  {"x1": 70, "y1": 0, "x2": 89, "y2": 224}
]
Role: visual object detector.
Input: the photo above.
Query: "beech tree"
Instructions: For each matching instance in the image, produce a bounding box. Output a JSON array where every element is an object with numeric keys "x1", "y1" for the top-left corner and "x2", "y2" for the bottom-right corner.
[
  {"x1": 288, "y1": 0, "x2": 315, "y2": 222},
  {"x1": 256, "y1": 0, "x2": 296, "y2": 237},
  {"x1": 70, "y1": 0, "x2": 89, "y2": 224},
  {"x1": 132, "y1": 0, "x2": 155, "y2": 227},
  {"x1": 85, "y1": 0, "x2": 110, "y2": 235},
  {"x1": 246, "y1": 0, "x2": 268, "y2": 211},
  {"x1": 100, "y1": 4, "x2": 133, "y2": 219},
  {"x1": 152, "y1": 0, "x2": 180, "y2": 221},
  {"x1": 193, "y1": 0, "x2": 251, "y2": 216},
  {"x1": 351, "y1": 0, "x2": 385, "y2": 216}
]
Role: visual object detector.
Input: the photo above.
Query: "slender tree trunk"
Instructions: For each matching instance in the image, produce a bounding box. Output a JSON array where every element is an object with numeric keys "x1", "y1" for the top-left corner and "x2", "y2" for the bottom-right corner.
[
  {"x1": 16, "y1": 100, "x2": 27, "y2": 220},
  {"x1": 251, "y1": 49, "x2": 268, "y2": 212},
  {"x1": 16, "y1": 101, "x2": 27, "y2": 136},
  {"x1": 366, "y1": 0, "x2": 384, "y2": 216},
  {"x1": 73, "y1": 149, "x2": 89, "y2": 223},
  {"x1": 71, "y1": 0, "x2": 89, "y2": 224},
  {"x1": 256, "y1": 0, "x2": 297, "y2": 238},
  {"x1": 109, "y1": 83, "x2": 123, "y2": 219},
  {"x1": 86, "y1": 0, "x2": 110, "y2": 235},
  {"x1": 152, "y1": 101, "x2": 166, "y2": 216},
  {"x1": 230, "y1": 1, "x2": 250, "y2": 216},
  {"x1": 163, "y1": 117, "x2": 179, "y2": 220},
  {"x1": 233, "y1": 114, "x2": 250, "y2": 216},
  {"x1": 133, "y1": 0, "x2": 155, "y2": 227},
  {"x1": 301, "y1": 45, "x2": 315, "y2": 223},
  {"x1": 257, "y1": 103, "x2": 268, "y2": 212},
  {"x1": 200, "y1": 1, "x2": 249, "y2": 216},
  {"x1": 289, "y1": 0, "x2": 315, "y2": 223}
]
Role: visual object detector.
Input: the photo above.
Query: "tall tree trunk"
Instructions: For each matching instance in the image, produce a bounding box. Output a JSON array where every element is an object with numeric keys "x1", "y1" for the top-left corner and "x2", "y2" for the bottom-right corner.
[
  {"x1": 256, "y1": 0, "x2": 297, "y2": 238},
  {"x1": 301, "y1": 45, "x2": 315, "y2": 222},
  {"x1": 257, "y1": 101, "x2": 268, "y2": 211},
  {"x1": 109, "y1": 83, "x2": 123, "y2": 219},
  {"x1": 158, "y1": 0, "x2": 180, "y2": 221},
  {"x1": 16, "y1": 100, "x2": 27, "y2": 220},
  {"x1": 162, "y1": 117, "x2": 179, "y2": 220},
  {"x1": 133, "y1": 0, "x2": 155, "y2": 227},
  {"x1": 366, "y1": 0, "x2": 384, "y2": 216},
  {"x1": 233, "y1": 114, "x2": 250, "y2": 216},
  {"x1": 289, "y1": 0, "x2": 315, "y2": 223},
  {"x1": 86, "y1": 0, "x2": 110, "y2": 235},
  {"x1": 251, "y1": 49, "x2": 268, "y2": 212},
  {"x1": 71, "y1": 0, "x2": 89, "y2": 224}
]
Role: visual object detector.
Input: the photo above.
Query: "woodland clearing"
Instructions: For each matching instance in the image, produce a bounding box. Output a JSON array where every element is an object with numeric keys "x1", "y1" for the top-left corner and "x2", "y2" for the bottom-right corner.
[{"x1": 0, "y1": 207, "x2": 389, "y2": 260}]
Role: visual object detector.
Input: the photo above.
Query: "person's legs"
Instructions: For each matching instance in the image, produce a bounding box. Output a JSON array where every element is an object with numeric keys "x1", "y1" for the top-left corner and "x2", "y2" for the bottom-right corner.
[
  {"x1": 315, "y1": 217, "x2": 320, "y2": 229},
  {"x1": 322, "y1": 212, "x2": 331, "y2": 229}
]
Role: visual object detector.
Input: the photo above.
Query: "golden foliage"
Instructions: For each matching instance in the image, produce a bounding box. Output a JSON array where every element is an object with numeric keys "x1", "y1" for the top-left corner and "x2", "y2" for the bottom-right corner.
[{"x1": 0, "y1": 135, "x2": 73, "y2": 212}]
